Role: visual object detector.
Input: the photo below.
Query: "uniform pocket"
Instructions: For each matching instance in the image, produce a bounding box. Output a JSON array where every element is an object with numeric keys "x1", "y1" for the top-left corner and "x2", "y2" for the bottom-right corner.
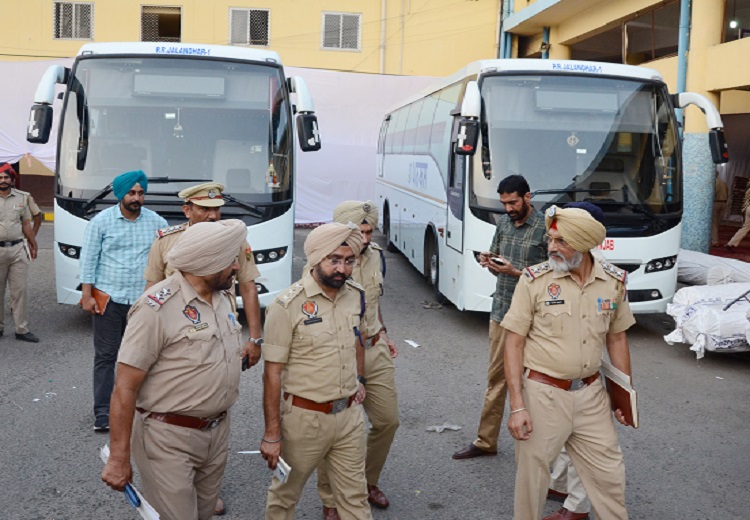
[
  {"x1": 537, "y1": 302, "x2": 572, "y2": 337},
  {"x1": 183, "y1": 328, "x2": 222, "y2": 365}
]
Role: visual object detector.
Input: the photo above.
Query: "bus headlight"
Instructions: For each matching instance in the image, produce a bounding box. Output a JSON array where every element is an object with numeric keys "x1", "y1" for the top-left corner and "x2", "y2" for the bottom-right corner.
[
  {"x1": 58, "y1": 242, "x2": 81, "y2": 259},
  {"x1": 254, "y1": 246, "x2": 288, "y2": 264},
  {"x1": 644, "y1": 255, "x2": 677, "y2": 273}
]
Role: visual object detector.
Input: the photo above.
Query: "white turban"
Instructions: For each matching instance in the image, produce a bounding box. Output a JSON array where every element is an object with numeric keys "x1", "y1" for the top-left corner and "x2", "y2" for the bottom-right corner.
[
  {"x1": 304, "y1": 222, "x2": 364, "y2": 267},
  {"x1": 167, "y1": 219, "x2": 246, "y2": 276}
]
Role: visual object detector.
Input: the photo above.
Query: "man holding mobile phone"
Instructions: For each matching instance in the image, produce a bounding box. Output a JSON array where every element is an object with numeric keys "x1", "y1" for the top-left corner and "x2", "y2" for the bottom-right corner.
[{"x1": 453, "y1": 175, "x2": 547, "y2": 460}]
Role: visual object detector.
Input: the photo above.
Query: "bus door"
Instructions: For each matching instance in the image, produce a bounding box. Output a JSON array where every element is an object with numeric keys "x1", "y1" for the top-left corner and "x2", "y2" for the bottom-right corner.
[{"x1": 446, "y1": 117, "x2": 466, "y2": 253}]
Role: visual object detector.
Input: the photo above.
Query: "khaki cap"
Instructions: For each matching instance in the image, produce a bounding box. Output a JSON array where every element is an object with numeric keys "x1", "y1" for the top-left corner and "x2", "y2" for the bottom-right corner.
[{"x1": 178, "y1": 182, "x2": 225, "y2": 207}]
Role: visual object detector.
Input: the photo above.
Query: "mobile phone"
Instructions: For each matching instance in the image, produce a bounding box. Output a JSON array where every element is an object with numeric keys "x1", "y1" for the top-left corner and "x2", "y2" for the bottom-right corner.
[
  {"x1": 242, "y1": 355, "x2": 249, "y2": 371},
  {"x1": 491, "y1": 257, "x2": 505, "y2": 265}
]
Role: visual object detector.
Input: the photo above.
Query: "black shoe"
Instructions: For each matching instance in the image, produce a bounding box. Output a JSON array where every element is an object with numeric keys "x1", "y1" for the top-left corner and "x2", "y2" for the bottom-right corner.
[
  {"x1": 15, "y1": 332, "x2": 39, "y2": 343},
  {"x1": 94, "y1": 415, "x2": 110, "y2": 432},
  {"x1": 452, "y1": 443, "x2": 497, "y2": 460}
]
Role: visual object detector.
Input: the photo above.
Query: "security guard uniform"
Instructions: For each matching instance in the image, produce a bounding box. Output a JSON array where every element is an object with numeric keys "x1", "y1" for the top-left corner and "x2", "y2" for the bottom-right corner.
[
  {"x1": 0, "y1": 188, "x2": 33, "y2": 335},
  {"x1": 501, "y1": 258, "x2": 635, "y2": 520},
  {"x1": 318, "y1": 241, "x2": 398, "y2": 504},
  {"x1": 117, "y1": 272, "x2": 243, "y2": 520},
  {"x1": 262, "y1": 272, "x2": 372, "y2": 520}
]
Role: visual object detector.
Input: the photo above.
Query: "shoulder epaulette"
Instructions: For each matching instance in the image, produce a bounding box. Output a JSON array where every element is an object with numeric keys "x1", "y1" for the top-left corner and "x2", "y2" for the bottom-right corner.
[
  {"x1": 346, "y1": 278, "x2": 365, "y2": 292},
  {"x1": 370, "y1": 242, "x2": 382, "y2": 251},
  {"x1": 156, "y1": 223, "x2": 186, "y2": 238},
  {"x1": 600, "y1": 259, "x2": 628, "y2": 284},
  {"x1": 277, "y1": 282, "x2": 304, "y2": 308},
  {"x1": 523, "y1": 261, "x2": 552, "y2": 281},
  {"x1": 370, "y1": 244, "x2": 386, "y2": 276},
  {"x1": 145, "y1": 282, "x2": 178, "y2": 310}
]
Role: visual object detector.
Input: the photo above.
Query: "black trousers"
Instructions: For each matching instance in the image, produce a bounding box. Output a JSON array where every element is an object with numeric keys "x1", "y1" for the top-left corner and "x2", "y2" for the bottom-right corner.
[{"x1": 92, "y1": 301, "x2": 130, "y2": 418}]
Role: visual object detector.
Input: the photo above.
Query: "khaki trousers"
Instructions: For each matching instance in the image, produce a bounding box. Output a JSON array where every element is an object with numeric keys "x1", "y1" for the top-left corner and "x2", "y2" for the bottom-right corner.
[
  {"x1": 550, "y1": 447, "x2": 590, "y2": 514},
  {"x1": 318, "y1": 338, "x2": 400, "y2": 506},
  {"x1": 727, "y1": 205, "x2": 750, "y2": 247},
  {"x1": 0, "y1": 242, "x2": 29, "y2": 334},
  {"x1": 711, "y1": 201, "x2": 727, "y2": 245},
  {"x1": 473, "y1": 321, "x2": 507, "y2": 452},
  {"x1": 266, "y1": 397, "x2": 371, "y2": 520},
  {"x1": 514, "y1": 377, "x2": 627, "y2": 520},
  {"x1": 131, "y1": 411, "x2": 230, "y2": 520}
]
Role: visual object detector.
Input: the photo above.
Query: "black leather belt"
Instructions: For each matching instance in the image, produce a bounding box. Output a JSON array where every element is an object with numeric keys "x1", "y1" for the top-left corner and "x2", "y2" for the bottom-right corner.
[{"x1": 0, "y1": 239, "x2": 22, "y2": 247}]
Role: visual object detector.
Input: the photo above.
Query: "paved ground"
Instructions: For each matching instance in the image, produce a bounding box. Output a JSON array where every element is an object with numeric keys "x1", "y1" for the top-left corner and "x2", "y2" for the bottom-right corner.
[{"x1": 1, "y1": 223, "x2": 749, "y2": 519}]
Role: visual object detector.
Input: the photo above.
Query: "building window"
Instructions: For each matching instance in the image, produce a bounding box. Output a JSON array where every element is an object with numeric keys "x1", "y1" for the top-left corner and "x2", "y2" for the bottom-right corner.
[
  {"x1": 141, "y1": 5, "x2": 181, "y2": 43},
  {"x1": 53, "y1": 2, "x2": 93, "y2": 40},
  {"x1": 322, "y1": 12, "x2": 361, "y2": 51},
  {"x1": 230, "y1": 8, "x2": 270, "y2": 46}
]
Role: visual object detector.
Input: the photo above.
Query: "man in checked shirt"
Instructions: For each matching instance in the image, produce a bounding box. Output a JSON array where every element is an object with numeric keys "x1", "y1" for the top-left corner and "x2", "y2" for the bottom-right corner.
[
  {"x1": 79, "y1": 169, "x2": 167, "y2": 433},
  {"x1": 453, "y1": 175, "x2": 547, "y2": 460}
]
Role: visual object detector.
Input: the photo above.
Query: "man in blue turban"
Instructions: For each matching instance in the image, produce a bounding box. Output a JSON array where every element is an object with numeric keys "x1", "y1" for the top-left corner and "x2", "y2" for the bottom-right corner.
[
  {"x1": 112, "y1": 169, "x2": 149, "y2": 201},
  {"x1": 79, "y1": 169, "x2": 167, "y2": 432}
]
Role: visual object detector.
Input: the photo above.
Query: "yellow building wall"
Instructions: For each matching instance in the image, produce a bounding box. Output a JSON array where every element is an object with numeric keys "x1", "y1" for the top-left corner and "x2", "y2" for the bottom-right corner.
[{"x1": 2, "y1": 0, "x2": 501, "y2": 76}]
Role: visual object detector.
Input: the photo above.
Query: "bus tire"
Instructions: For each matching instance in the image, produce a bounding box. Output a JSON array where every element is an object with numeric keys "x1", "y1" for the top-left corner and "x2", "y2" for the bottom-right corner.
[
  {"x1": 425, "y1": 230, "x2": 448, "y2": 304},
  {"x1": 383, "y1": 204, "x2": 398, "y2": 253}
]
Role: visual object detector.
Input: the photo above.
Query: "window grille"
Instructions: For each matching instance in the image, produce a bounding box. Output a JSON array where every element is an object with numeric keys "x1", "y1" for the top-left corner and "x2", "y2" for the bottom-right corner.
[
  {"x1": 54, "y1": 2, "x2": 93, "y2": 40},
  {"x1": 230, "y1": 8, "x2": 270, "y2": 46},
  {"x1": 141, "y1": 6, "x2": 182, "y2": 42},
  {"x1": 322, "y1": 12, "x2": 361, "y2": 50}
]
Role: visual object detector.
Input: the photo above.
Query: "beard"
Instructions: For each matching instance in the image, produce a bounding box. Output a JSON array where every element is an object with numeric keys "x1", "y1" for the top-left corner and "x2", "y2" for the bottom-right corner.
[
  {"x1": 508, "y1": 201, "x2": 530, "y2": 222},
  {"x1": 549, "y1": 250, "x2": 584, "y2": 272},
  {"x1": 123, "y1": 200, "x2": 142, "y2": 212},
  {"x1": 315, "y1": 264, "x2": 347, "y2": 289}
]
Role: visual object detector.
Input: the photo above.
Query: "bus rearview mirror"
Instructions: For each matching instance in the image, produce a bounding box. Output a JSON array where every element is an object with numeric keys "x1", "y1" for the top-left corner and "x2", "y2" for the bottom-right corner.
[
  {"x1": 27, "y1": 104, "x2": 53, "y2": 144},
  {"x1": 297, "y1": 114, "x2": 321, "y2": 152},
  {"x1": 709, "y1": 129, "x2": 729, "y2": 164},
  {"x1": 454, "y1": 119, "x2": 479, "y2": 156}
]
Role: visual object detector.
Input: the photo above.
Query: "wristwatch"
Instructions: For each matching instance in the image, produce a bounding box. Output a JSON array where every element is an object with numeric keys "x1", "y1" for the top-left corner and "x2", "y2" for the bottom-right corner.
[
  {"x1": 250, "y1": 337, "x2": 264, "y2": 346},
  {"x1": 357, "y1": 375, "x2": 367, "y2": 385}
]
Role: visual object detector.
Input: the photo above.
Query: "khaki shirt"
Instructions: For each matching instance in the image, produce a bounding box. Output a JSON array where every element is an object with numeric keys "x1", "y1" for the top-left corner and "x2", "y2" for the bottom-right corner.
[
  {"x1": 352, "y1": 243, "x2": 384, "y2": 337},
  {"x1": 0, "y1": 189, "x2": 31, "y2": 241},
  {"x1": 262, "y1": 271, "x2": 364, "y2": 403},
  {"x1": 14, "y1": 190, "x2": 41, "y2": 218},
  {"x1": 501, "y1": 258, "x2": 636, "y2": 380},
  {"x1": 143, "y1": 222, "x2": 260, "y2": 283},
  {"x1": 117, "y1": 271, "x2": 243, "y2": 417}
]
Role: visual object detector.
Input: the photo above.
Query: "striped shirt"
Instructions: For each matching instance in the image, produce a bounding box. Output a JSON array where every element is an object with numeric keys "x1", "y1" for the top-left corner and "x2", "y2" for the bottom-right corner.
[
  {"x1": 489, "y1": 208, "x2": 547, "y2": 323},
  {"x1": 80, "y1": 204, "x2": 167, "y2": 305}
]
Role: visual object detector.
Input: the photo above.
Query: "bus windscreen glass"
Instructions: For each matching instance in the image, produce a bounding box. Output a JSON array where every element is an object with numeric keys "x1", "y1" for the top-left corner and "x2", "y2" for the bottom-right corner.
[
  {"x1": 57, "y1": 56, "x2": 293, "y2": 223},
  {"x1": 474, "y1": 75, "x2": 680, "y2": 236}
]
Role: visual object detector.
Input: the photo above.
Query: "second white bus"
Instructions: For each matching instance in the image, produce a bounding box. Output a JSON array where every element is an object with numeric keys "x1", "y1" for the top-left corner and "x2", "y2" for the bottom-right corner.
[{"x1": 376, "y1": 59, "x2": 727, "y2": 313}]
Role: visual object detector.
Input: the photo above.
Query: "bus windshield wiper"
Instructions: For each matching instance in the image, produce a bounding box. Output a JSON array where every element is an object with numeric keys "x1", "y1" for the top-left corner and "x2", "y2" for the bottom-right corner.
[
  {"x1": 223, "y1": 193, "x2": 265, "y2": 219},
  {"x1": 81, "y1": 177, "x2": 209, "y2": 214}
]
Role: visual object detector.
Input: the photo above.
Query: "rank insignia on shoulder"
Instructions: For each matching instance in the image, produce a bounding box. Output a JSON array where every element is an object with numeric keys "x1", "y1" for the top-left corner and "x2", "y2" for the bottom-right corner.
[
  {"x1": 146, "y1": 287, "x2": 173, "y2": 308},
  {"x1": 524, "y1": 261, "x2": 551, "y2": 280},
  {"x1": 157, "y1": 224, "x2": 184, "y2": 238},
  {"x1": 346, "y1": 279, "x2": 364, "y2": 291},
  {"x1": 278, "y1": 282, "x2": 304, "y2": 308},
  {"x1": 183, "y1": 304, "x2": 201, "y2": 324},
  {"x1": 600, "y1": 259, "x2": 627, "y2": 283}
]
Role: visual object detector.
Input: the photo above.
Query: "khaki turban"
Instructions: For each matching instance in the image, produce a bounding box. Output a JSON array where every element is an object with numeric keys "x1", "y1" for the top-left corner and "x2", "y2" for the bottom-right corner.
[
  {"x1": 167, "y1": 219, "x2": 246, "y2": 276},
  {"x1": 304, "y1": 222, "x2": 364, "y2": 267},
  {"x1": 545, "y1": 205, "x2": 606, "y2": 253},
  {"x1": 333, "y1": 200, "x2": 378, "y2": 228}
]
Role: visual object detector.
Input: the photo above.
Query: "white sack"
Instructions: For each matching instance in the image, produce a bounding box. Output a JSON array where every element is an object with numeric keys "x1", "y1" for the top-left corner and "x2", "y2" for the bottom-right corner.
[{"x1": 677, "y1": 248, "x2": 750, "y2": 285}]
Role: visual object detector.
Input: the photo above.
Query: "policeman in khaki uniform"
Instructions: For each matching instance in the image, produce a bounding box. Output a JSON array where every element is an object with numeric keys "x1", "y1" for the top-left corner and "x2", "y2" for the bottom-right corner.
[
  {"x1": 145, "y1": 182, "x2": 263, "y2": 372},
  {"x1": 102, "y1": 220, "x2": 248, "y2": 520},
  {"x1": 502, "y1": 204, "x2": 636, "y2": 520},
  {"x1": 0, "y1": 162, "x2": 39, "y2": 342},
  {"x1": 318, "y1": 201, "x2": 399, "y2": 519},
  {"x1": 261, "y1": 222, "x2": 372, "y2": 520}
]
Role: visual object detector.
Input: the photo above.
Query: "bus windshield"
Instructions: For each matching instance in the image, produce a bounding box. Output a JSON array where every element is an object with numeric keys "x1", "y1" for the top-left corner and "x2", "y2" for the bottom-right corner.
[
  {"x1": 57, "y1": 56, "x2": 293, "y2": 223},
  {"x1": 473, "y1": 74, "x2": 681, "y2": 236}
]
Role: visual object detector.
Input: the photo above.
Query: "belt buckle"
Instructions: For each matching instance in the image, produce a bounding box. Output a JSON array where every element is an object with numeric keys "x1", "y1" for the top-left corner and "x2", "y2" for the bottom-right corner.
[
  {"x1": 202, "y1": 413, "x2": 225, "y2": 430},
  {"x1": 329, "y1": 397, "x2": 348, "y2": 414},
  {"x1": 569, "y1": 379, "x2": 585, "y2": 391},
  {"x1": 364, "y1": 336, "x2": 374, "y2": 349}
]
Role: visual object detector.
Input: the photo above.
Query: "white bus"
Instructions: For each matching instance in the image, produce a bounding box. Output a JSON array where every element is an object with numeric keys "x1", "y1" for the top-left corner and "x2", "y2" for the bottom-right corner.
[
  {"x1": 376, "y1": 59, "x2": 727, "y2": 313},
  {"x1": 27, "y1": 42, "x2": 320, "y2": 306}
]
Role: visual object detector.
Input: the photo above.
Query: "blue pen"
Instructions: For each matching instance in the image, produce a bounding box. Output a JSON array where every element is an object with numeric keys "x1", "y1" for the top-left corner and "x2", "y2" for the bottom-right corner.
[{"x1": 124, "y1": 483, "x2": 141, "y2": 508}]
